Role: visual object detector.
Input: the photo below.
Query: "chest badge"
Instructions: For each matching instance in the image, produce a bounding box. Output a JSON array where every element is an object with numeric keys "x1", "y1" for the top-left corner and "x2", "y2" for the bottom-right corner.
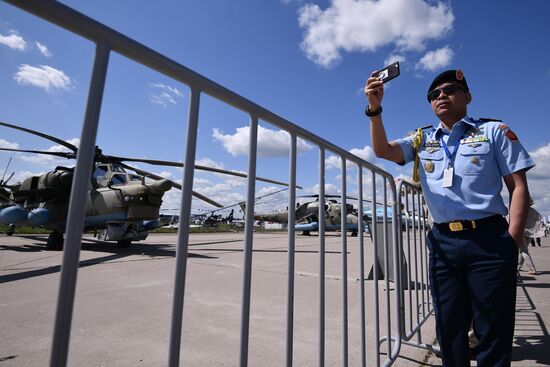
[
  {"x1": 424, "y1": 160, "x2": 434, "y2": 173},
  {"x1": 471, "y1": 156, "x2": 480, "y2": 165}
]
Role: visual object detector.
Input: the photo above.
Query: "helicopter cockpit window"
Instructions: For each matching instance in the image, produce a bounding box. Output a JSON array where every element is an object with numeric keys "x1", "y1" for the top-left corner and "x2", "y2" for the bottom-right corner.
[
  {"x1": 110, "y1": 173, "x2": 127, "y2": 186},
  {"x1": 93, "y1": 166, "x2": 109, "y2": 185},
  {"x1": 111, "y1": 165, "x2": 126, "y2": 173},
  {"x1": 129, "y1": 174, "x2": 142, "y2": 182}
]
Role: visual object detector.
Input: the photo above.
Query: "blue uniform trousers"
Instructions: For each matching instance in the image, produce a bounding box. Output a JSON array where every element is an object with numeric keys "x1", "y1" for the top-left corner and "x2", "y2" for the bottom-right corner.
[{"x1": 427, "y1": 215, "x2": 518, "y2": 367}]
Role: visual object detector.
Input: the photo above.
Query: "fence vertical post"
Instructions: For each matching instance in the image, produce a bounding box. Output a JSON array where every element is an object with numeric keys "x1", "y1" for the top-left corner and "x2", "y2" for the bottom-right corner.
[
  {"x1": 340, "y1": 157, "x2": 349, "y2": 367},
  {"x1": 318, "y1": 147, "x2": 326, "y2": 367},
  {"x1": 285, "y1": 134, "x2": 297, "y2": 366},
  {"x1": 168, "y1": 86, "x2": 202, "y2": 367},
  {"x1": 238, "y1": 115, "x2": 258, "y2": 367},
  {"x1": 49, "y1": 41, "x2": 110, "y2": 367}
]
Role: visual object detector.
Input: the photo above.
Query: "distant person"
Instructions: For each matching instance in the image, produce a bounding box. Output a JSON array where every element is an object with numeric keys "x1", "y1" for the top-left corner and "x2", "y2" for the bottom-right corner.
[
  {"x1": 520, "y1": 200, "x2": 544, "y2": 275},
  {"x1": 530, "y1": 237, "x2": 541, "y2": 247},
  {"x1": 518, "y1": 204, "x2": 542, "y2": 275},
  {"x1": 365, "y1": 69, "x2": 534, "y2": 366}
]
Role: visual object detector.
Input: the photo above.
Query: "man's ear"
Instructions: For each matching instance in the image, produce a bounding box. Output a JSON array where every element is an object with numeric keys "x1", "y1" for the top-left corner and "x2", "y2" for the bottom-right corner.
[{"x1": 466, "y1": 92, "x2": 472, "y2": 104}]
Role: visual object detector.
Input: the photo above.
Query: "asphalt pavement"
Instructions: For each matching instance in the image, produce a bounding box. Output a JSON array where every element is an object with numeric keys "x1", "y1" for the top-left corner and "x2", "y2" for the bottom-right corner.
[{"x1": 1, "y1": 232, "x2": 548, "y2": 366}]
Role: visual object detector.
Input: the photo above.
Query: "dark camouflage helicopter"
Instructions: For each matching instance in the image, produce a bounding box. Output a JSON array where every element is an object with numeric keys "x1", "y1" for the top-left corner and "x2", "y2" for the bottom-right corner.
[
  {"x1": 0, "y1": 121, "x2": 289, "y2": 250},
  {"x1": 248, "y1": 194, "x2": 371, "y2": 236}
]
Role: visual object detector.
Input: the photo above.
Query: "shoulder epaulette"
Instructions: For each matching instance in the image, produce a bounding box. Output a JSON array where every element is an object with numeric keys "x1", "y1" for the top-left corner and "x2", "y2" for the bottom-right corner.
[{"x1": 478, "y1": 118, "x2": 503, "y2": 123}]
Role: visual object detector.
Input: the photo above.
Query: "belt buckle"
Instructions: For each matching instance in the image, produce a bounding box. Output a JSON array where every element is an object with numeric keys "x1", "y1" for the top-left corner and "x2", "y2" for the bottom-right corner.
[{"x1": 449, "y1": 221, "x2": 463, "y2": 231}]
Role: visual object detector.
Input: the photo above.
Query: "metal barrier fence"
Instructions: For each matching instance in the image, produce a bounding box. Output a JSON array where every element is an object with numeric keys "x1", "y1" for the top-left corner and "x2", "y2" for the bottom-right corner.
[
  {"x1": 4, "y1": 1, "x2": 434, "y2": 366},
  {"x1": 396, "y1": 180, "x2": 438, "y2": 355}
]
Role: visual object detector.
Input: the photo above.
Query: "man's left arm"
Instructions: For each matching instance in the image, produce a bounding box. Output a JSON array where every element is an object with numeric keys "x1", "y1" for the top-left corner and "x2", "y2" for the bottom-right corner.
[{"x1": 503, "y1": 170, "x2": 530, "y2": 247}]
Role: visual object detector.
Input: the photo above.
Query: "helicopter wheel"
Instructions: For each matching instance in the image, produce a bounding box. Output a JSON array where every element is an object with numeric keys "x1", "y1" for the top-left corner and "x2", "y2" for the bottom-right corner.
[
  {"x1": 351, "y1": 231, "x2": 358, "y2": 237},
  {"x1": 6, "y1": 224, "x2": 15, "y2": 236},
  {"x1": 46, "y1": 231, "x2": 64, "y2": 251},
  {"x1": 117, "y1": 240, "x2": 131, "y2": 248},
  {"x1": 302, "y1": 230, "x2": 311, "y2": 236}
]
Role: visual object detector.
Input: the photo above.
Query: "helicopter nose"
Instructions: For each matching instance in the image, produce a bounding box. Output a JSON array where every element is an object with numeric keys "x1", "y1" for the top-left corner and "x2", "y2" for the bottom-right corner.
[{"x1": 149, "y1": 179, "x2": 172, "y2": 193}]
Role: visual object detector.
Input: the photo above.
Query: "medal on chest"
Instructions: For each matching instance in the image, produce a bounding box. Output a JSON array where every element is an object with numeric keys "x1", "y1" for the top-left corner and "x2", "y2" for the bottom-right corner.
[{"x1": 424, "y1": 160, "x2": 434, "y2": 173}]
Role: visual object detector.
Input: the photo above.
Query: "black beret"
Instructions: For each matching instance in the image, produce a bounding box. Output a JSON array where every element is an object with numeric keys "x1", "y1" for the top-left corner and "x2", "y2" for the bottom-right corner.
[{"x1": 427, "y1": 69, "x2": 469, "y2": 97}]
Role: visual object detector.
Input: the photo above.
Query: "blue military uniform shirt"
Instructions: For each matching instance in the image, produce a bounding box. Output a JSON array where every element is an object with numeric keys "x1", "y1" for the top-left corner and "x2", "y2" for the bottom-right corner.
[{"x1": 395, "y1": 116, "x2": 535, "y2": 223}]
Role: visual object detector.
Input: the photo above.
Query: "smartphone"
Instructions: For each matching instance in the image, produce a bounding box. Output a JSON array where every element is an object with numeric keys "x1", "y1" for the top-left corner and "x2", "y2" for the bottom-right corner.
[{"x1": 372, "y1": 61, "x2": 400, "y2": 83}]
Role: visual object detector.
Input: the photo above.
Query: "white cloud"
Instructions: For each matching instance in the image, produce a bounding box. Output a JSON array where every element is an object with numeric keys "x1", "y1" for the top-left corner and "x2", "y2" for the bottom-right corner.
[
  {"x1": 325, "y1": 145, "x2": 376, "y2": 169},
  {"x1": 384, "y1": 54, "x2": 406, "y2": 68},
  {"x1": 416, "y1": 45, "x2": 454, "y2": 71},
  {"x1": 298, "y1": 0, "x2": 454, "y2": 68},
  {"x1": 196, "y1": 157, "x2": 224, "y2": 169},
  {"x1": 35, "y1": 41, "x2": 52, "y2": 57},
  {"x1": 212, "y1": 125, "x2": 313, "y2": 157},
  {"x1": 527, "y1": 143, "x2": 550, "y2": 216},
  {"x1": 304, "y1": 183, "x2": 341, "y2": 196},
  {"x1": 0, "y1": 139, "x2": 20, "y2": 150},
  {"x1": 0, "y1": 31, "x2": 27, "y2": 51},
  {"x1": 13, "y1": 64, "x2": 74, "y2": 92},
  {"x1": 149, "y1": 82, "x2": 184, "y2": 107}
]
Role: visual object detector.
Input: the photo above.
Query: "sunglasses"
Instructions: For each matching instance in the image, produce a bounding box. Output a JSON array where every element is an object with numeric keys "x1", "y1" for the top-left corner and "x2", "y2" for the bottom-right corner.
[{"x1": 427, "y1": 84, "x2": 466, "y2": 102}]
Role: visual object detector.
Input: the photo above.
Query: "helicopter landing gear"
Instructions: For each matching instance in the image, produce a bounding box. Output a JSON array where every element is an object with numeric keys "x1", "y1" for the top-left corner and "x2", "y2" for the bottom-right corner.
[
  {"x1": 351, "y1": 230, "x2": 358, "y2": 237},
  {"x1": 6, "y1": 224, "x2": 15, "y2": 236},
  {"x1": 46, "y1": 230, "x2": 64, "y2": 251},
  {"x1": 302, "y1": 230, "x2": 311, "y2": 236},
  {"x1": 117, "y1": 240, "x2": 131, "y2": 248}
]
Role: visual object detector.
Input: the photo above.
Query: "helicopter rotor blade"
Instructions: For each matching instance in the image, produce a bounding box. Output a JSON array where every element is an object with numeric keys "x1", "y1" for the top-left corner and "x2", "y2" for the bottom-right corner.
[
  {"x1": 3, "y1": 172, "x2": 14, "y2": 186},
  {"x1": 108, "y1": 155, "x2": 302, "y2": 189},
  {"x1": 118, "y1": 162, "x2": 224, "y2": 208},
  {"x1": 199, "y1": 187, "x2": 290, "y2": 216},
  {"x1": 298, "y1": 193, "x2": 374, "y2": 203},
  {"x1": 0, "y1": 147, "x2": 75, "y2": 159},
  {"x1": 0, "y1": 121, "x2": 78, "y2": 152},
  {"x1": 1, "y1": 157, "x2": 12, "y2": 183}
]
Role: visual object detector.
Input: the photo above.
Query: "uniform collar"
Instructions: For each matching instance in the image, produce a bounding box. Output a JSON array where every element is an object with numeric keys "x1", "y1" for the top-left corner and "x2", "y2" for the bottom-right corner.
[{"x1": 434, "y1": 116, "x2": 475, "y2": 139}]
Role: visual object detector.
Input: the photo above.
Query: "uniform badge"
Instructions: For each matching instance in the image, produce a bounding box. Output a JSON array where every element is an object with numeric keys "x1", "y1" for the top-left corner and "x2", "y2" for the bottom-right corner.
[
  {"x1": 424, "y1": 161, "x2": 434, "y2": 173},
  {"x1": 471, "y1": 156, "x2": 479, "y2": 165},
  {"x1": 505, "y1": 129, "x2": 518, "y2": 142}
]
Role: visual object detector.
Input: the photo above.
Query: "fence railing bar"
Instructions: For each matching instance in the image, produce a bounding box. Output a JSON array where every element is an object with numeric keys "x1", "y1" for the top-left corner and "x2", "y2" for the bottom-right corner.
[
  {"x1": 357, "y1": 166, "x2": 367, "y2": 367},
  {"x1": 49, "y1": 41, "x2": 110, "y2": 367},
  {"x1": 238, "y1": 115, "x2": 258, "y2": 367},
  {"x1": 285, "y1": 134, "x2": 297, "y2": 367},
  {"x1": 168, "y1": 87, "x2": 202, "y2": 367},
  {"x1": 404, "y1": 189, "x2": 413, "y2": 333},
  {"x1": 318, "y1": 147, "x2": 326, "y2": 367},
  {"x1": 340, "y1": 157, "x2": 349, "y2": 367},
  {"x1": 382, "y1": 177, "x2": 392, "y2": 358},
  {"x1": 389, "y1": 182, "x2": 402, "y2": 363},
  {"x1": 417, "y1": 192, "x2": 426, "y2": 319},
  {"x1": 371, "y1": 171, "x2": 380, "y2": 367}
]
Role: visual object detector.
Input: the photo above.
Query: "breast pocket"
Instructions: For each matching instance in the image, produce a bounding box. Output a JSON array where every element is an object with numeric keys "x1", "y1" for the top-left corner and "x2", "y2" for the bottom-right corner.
[
  {"x1": 418, "y1": 150, "x2": 445, "y2": 178},
  {"x1": 457, "y1": 143, "x2": 490, "y2": 175}
]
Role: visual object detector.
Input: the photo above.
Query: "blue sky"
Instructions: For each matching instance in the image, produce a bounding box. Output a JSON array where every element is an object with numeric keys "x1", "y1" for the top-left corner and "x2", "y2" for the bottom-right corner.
[{"x1": 1, "y1": 0, "x2": 549, "y2": 219}]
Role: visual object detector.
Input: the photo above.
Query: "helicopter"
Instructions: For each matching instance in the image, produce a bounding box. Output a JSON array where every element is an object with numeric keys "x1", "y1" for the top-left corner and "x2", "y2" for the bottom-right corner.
[
  {"x1": 0, "y1": 120, "x2": 291, "y2": 250},
  {"x1": 243, "y1": 194, "x2": 368, "y2": 236}
]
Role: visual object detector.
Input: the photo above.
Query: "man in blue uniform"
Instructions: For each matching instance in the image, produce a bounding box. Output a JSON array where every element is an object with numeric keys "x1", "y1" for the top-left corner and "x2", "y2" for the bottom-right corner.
[{"x1": 364, "y1": 69, "x2": 535, "y2": 366}]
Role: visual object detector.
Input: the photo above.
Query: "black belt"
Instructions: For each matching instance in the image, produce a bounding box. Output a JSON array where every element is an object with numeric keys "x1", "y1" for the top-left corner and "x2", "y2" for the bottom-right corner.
[{"x1": 434, "y1": 214, "x2": 503, "y2": 232}]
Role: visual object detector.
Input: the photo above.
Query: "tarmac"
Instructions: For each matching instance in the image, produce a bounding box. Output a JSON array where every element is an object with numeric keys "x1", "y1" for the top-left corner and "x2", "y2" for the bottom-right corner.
[{"x1": 0, "y1": 232, "x2": 548, "y2": 366}]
